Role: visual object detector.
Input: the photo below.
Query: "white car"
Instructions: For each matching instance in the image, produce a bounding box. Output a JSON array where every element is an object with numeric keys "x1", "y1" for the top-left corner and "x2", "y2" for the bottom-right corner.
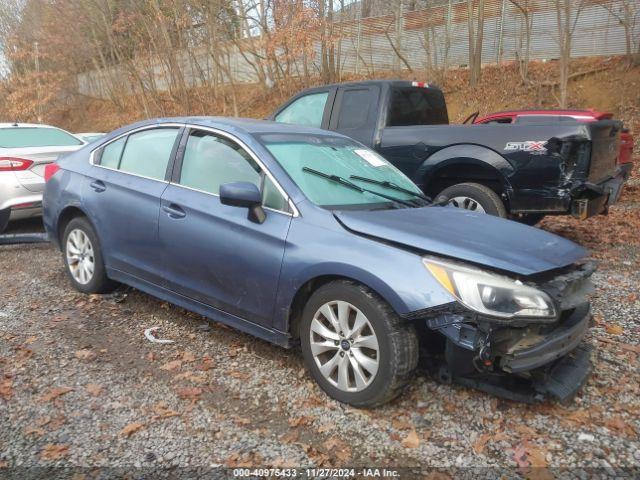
[
  {"x1": 75, "y1": 132, "x2": 106, "y2": 143},
  {"x1": 0, "y1": 123, "x2": 86, "y2": 233}
]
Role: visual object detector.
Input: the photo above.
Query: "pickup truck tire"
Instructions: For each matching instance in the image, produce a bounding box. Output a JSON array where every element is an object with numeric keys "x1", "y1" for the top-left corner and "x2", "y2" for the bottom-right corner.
[
  {"x1": 300, "y1": 280, "x2": 418, "y2": 407},
  {"x1": 436, "y1": 183, "x2": 507, "y2": 218},
  {"x1": 0, "y1": 208, "x2": 10, "y2": 234}
]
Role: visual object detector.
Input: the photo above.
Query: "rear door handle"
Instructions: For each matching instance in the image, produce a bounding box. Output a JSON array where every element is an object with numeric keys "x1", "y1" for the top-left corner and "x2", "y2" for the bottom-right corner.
[
  {"x1": 162, "y1": 204, "x2": 186, "y2": 219},
  {"x1": 89, "y1": 180, "x2": 106, "y2": 192}
]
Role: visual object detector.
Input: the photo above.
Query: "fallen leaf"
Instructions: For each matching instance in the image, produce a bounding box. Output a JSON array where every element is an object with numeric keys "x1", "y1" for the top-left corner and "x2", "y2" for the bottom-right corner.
[
  {"x1": 120, "y1": 422, "x2": 144, "y2": 437},
  {"x1": 605, "y1": 324, "x2": 624, "y2": 335},
  {"x1": 40, "y1": 443, "x2": 69, "y2": 460},
  {"x1": 288, "y1": 416, "x2": 312, "y2": 427},
  {"x1": 196, "y1": 356, "x2": 215, "y2": 371},
  {"x1": 391, "y1": 417, "x2": 413, "y2": 430},
  {"x1": 85, "y1": 384, "x2": 103, "y2": 396},
  {"x1": 40, "y1": 386, "x2": 74, "y2": 403},
  {"x1": 473, "y1": 433, "x2": 491, "y2": 455},
  {"x1": 75, "y1": 349, "x2": 96, "y2": 361},
  {"x1": 229, "y1": 370, "x2": 250, "y2": 380},
  {"x1": 24, "y1": 426, "x2": 45, "y2": 437},
  {"x1": 175, "y1": 386, "x2": 203, "y2": 401},
  {"x1": 160, "y1": 360, "x2": 182, "y2": 371},
  {"x1": 322, "y1": 437, "x2": 351, "y2": 462},
  {"x1": 182, "y1": 351, "x2": 195, "y2": 363},
  {"x1": 153, "y1": 401, "x2": 181, "y2": 419},
  {"x1": 0, "y1": 377, "x2": 13, "y2": 400},
  {"x1": 172, "y1": 371, "x2": 207, "y2": 384},
  {"x1": 401, "y1": 429, "x2": 420, "y2": 448}
]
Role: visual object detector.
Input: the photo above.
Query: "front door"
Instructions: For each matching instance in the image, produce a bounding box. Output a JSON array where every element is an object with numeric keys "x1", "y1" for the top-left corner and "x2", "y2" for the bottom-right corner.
[{"x1": 159, "y1": 128, "x2": 292, "y2": 327}]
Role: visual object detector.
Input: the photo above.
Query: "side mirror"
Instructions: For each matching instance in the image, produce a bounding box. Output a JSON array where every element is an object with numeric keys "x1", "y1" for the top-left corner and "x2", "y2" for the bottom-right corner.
[{"x1": 219, "y1": 182, "x2": 266, "y2": 224}]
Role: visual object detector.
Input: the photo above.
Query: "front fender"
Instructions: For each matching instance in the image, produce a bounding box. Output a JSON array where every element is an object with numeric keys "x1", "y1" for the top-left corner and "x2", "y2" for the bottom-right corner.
[{"x1": 273, "y1": 211, "x2": 456, "y2": 333}]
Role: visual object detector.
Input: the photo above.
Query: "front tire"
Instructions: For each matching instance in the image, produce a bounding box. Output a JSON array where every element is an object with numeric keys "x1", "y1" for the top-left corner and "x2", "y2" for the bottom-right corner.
[
  {"x1": 300, "y1": 280, "x2": 418, "y2": 407},
  {"x1": 62, "y1": 217, "x2": 117, "y2": 294},
  {"x1": 436, "y1": 182, "x2": 507, "y2": 218}
]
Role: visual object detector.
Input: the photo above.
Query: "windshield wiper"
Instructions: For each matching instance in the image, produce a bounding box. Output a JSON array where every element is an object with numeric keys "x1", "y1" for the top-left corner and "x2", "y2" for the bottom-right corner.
[
  {"x1": 302, "y1": 167, "x2": 414, "y2": 207},
  {"x1": 349, "y1": 175, "x2": 431, "y2": 204}
]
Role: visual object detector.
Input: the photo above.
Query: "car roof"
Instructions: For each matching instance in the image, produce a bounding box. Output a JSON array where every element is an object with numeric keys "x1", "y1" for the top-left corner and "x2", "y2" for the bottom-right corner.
[
  {"x1": 121, "y1": 116, "x2": 350, "y2": 137},
  {"x1": 0, "y1": 122, "x2": 64, "y2": 129},
  {"x1": 295, "y1": 79, "x2": 443, "y2": 91}
]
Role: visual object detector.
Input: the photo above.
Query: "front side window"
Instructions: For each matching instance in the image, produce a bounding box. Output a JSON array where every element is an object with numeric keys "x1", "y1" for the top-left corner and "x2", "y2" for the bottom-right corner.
[
  {"x1": 179, "y1": 130, "x2": 287, "y2": 211},
  {"x1": 275, "y1": 92, "x2": 329, "y2": 128},
  {"x1": 117, "y1": 128, "x2": 180, "y2": 180},
  {"x1": 0, "y1": 127, "x2": 83, "y2": 148},
  {"x1": 259, "y1": 133, "x2": 423, "y2": 208}
]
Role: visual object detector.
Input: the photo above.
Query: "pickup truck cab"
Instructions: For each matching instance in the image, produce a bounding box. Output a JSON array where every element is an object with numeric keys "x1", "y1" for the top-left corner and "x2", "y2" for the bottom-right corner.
[{"x1": 270, "y1": 81, "x2": 625, "y2": 224}]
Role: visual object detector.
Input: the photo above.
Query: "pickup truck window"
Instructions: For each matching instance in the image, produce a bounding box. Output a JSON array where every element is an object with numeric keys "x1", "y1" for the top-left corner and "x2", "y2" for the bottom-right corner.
[
  {"x1": 259, "y1": 133, "x2": 422, "y2": 208},
  {"x1": 338, "y1": 89, "x2": 370, "y2": 129},
  {"x1": 387, "y1": 87, "x2": 448, "y2": 127},
  {"x1": 275, "y1": 92, "x2": 329, "y2": 128}
]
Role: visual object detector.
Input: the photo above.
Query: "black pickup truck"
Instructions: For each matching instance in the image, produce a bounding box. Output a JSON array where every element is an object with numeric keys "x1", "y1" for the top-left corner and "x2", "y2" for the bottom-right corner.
[{"x1": 269, "y1": 80, "x2": 625, "y2": 224}]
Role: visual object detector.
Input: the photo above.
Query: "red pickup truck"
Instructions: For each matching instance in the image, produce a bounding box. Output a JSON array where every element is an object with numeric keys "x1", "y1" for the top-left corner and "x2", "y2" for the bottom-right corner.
[{"x1": 470, "y1": 109, "x2": 634, "y2": 178}]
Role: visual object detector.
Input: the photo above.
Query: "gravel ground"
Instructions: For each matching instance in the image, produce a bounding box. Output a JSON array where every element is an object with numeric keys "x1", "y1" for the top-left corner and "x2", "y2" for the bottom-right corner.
[{"x1": 1, "y1": 190, "x2": 639, "y2": 478}]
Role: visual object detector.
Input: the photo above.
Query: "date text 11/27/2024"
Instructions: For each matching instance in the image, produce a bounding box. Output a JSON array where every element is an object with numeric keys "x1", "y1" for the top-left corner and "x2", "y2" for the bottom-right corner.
[{"x1": 233, "y1": 468, "x2": 401, "y2": 477}]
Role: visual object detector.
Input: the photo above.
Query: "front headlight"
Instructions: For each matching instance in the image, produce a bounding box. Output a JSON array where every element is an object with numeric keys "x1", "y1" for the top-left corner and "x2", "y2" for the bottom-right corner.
[{"x1": 423, "y1": 256, "x2": 557, "y2": 319}]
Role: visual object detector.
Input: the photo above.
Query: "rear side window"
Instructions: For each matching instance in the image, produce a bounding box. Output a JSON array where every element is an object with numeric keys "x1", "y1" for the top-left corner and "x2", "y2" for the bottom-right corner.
[
  {"x1": 387, "y1": 87, "x2": 448, "y2": 126},
  {"x1": 0, "y1": 127, "x2": 83, "y2": 148},
  {"x1": 118, "y1": 128, "x2": 180, "y2": 180},
  {"x1": 99, "y1": 136, "x2": 126, "y2": 169},
  {"x1": 275, "y1": 92, "x2": 328, "y2": 128},
  {"x1": 337, "y1": 89, "x2": 370, "y2": 129}
]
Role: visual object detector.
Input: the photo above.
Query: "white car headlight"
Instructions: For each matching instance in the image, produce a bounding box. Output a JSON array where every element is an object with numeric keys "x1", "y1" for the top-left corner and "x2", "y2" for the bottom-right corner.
[{"x1": 423, "y1": 256, "x2": 557, "y2": 319}]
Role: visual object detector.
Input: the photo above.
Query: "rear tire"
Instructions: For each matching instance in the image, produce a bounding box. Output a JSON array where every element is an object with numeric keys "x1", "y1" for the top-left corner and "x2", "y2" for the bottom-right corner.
[
  {"x1": 436, "y1": 182, "x2": 507, "y2": 218},
  {"x1": 300, "y1": 280, "x2": 418, "y2": 407},
  {"x1": 0, "y1": 208, "x2": 10, "y2": 234},
  {"x1": 62, "y1": 216, "x2": 117, "y2": 294}
]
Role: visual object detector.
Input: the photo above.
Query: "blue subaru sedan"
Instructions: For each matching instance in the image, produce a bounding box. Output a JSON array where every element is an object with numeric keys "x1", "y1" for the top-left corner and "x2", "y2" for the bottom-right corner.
[{"x1": 43, "y1": 117, "x2": 594, "y2": 406}]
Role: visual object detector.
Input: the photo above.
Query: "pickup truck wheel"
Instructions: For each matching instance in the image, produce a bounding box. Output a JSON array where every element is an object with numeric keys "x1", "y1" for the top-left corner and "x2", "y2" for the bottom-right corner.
[
  {"x1": 436, "y1": 183, "x2": 507, "y2": 218},
  {"x1": 0, "y1": 208, "x2": 10, "y2": 234},
  {"x1": 300, "y1": 280, "x2": 418, "y2": 407}
]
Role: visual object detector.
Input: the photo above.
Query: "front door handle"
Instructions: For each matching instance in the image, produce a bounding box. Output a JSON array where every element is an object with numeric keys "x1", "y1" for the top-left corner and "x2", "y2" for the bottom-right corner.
[
  {"x1": 89, "y1": 180, "x2": 106, "y2": 193},
  {"x1": 162, "y1": 204, "x2": 186, "y2": 219}
]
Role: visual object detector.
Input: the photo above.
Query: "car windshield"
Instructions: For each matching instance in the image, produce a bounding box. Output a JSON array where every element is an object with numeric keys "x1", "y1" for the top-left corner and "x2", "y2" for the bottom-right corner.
[
  {"x1": 0, "y1": 127, "x2": 83, "y2": 148},
  {"x1": 258, "y1": 133, "x2": 424, "y2": 208}
]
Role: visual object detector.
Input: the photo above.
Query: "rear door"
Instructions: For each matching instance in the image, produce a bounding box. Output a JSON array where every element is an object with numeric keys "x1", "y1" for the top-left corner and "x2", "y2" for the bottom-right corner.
[
  {"x1": 84, "y1": 125, "x2": 182, "y2": 285},
  {"x1": 158, "y1": 127, "x2": 292, "y2": 328},
  {"x1": 329, "y1": 86, "x2": 380, "y2": 146}
]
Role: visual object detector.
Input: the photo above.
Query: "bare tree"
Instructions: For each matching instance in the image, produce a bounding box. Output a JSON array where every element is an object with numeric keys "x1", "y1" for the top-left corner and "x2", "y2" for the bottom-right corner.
[
  {"x1": 597, "y1": 0, "x2": 640, "y2": 65},
  {"x1": 552, "y1": 0, "x2": 586, "y2": 107},
  {"x1": 467, "y1": 0, "x2": 485, "y2": 86},
  {"x1": 508, "y1": 0, "x2": 534, "y2": 83}
]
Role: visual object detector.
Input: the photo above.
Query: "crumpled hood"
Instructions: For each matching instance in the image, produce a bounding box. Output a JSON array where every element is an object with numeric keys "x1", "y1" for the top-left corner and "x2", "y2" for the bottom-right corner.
[{"x1": 335, "y1": 206, "x2": 587, "y2": 276}]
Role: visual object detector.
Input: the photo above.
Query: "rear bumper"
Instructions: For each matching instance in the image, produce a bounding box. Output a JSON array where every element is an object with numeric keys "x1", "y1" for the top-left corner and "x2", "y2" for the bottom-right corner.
[
  {"x1": 569, "y1": 173, "x2": 626, "y2": 219},
  {"x1": 0, "y1": 172, "x2": 44, "y2": 214}
]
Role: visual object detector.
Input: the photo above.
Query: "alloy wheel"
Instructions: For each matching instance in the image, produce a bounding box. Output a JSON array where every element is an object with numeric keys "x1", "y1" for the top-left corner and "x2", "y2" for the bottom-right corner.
[
  {"x1": 447, "y1": 196, "x2": 486, "y2": 213},
  {"x1": 66, "y1": 229, "x2": 95, "y2": 285},
  {"x1": 309, "y1": 300, "x2": 379, "y2": 392}
]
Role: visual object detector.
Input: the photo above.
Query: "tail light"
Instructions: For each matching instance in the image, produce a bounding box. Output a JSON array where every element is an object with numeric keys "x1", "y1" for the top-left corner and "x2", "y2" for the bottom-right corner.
[
  {"x1": 44, "y1": 163, "x2": 61, "y2": 182},
  {"x1": 0, "y1": 157, "x2": 34, "y2": 172}
]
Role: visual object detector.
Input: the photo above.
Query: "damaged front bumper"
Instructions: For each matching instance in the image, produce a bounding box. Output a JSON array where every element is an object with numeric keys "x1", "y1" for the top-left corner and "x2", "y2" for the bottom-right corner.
[{"x1": 420, "y1": 263, "x2": 596, "y2": 403}]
